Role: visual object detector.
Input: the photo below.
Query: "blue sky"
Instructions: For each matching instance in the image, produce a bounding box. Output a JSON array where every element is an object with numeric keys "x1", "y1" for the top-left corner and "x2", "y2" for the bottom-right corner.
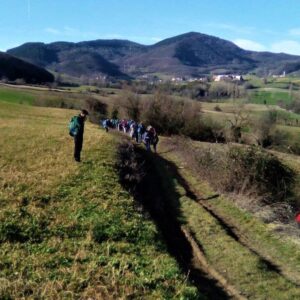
[{"x1": 1, "y1": 0, "x2": 300, "y2": 54}]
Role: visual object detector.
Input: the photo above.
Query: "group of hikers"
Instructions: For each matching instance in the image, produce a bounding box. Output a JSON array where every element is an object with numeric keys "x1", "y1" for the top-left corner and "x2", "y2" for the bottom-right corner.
[
  {"x1": 68, "y1": 109, "x2": 159, "y2": 162},
  {"x1": 69, "y1": 110, "x2": 300, "y2": 228},
  {"x1": 102, "y1": 118, "x2": 159, "y2": 152}
]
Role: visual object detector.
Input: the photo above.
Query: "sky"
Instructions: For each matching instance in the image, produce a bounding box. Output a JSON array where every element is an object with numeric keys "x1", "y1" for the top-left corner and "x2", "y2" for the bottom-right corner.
[{"x1": 1, "y1": 0, "x2": 300, "y2": 54}]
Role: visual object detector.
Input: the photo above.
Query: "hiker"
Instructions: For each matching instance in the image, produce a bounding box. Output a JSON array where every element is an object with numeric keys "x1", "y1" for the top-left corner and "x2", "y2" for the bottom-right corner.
[
  {"x1": 123, "y1": 120, "x2": 128, "y2": 133},
  {"x1": 69, "y1": 109, "x2": 89, "y2": 162},
  {"x1": 102, "y1": 118, "x2": 109, "y2": 132},
  {"x1": 129, "y1": 121, "x2": 137, "y2": 139},
  {"x1": 137, "y1": 122, "x2": 145, "y2": 143},
  {"x1": 149, "y1": 126, "x2": 159, "y2": 153},
  {"x1": 142, "y1": 128, "x2": 152, "y2": 151},
  {"x1": 118, "y1": 121, "x2": 122, "y2": 131},
  {"x1": 112, "y1": 119, "x2": 119, "y2": 129},
  {"x1": 295, "y1": 212, "x2": 300, "y2": 228},
  {"x1": 133, "y1": 123, "x2": 139, "y2": 143}
]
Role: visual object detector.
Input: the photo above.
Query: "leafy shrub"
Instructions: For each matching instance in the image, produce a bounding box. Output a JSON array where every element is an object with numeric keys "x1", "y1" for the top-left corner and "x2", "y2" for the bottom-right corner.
[
  {"x1": 111, "y1": 106, "x2": 119, "y2": 119},
  {"x1": 139, "y1": 92, "x2": 226, "y2": 142},
  {"x1": 175, "y1": 138, "x2": 295, "y2": 205},
  {"x1": 243, "y1": 82, "x2": 256, "y2": 89},
  {"x1": 288, "y1": 142, "x2": 300, "y2": 155},
  {"x1": 142, "y1": 93, "x2": 186, "y2": 135},
  {"x1": 124, "y1": 91, "x2": 141, "y2": 121},
  {"x1": 214, "y1": 105, "x2": 222, "y2": 112},
  {"x1": 85, "y1": 98, "x2": 107, "y2": 123},
  {"x1": 116, "y1": 143, "x2": 145, "y2": 192},
  {"x1": 225, "y1": 146, "x2": 295, "y2": 203},
  {"x1": 251, "y1": 111, "x2": 277, "y2": 147}
]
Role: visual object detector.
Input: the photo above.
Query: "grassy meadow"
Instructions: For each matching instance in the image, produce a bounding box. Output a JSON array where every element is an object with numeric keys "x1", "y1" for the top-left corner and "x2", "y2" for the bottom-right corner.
[
  {"x1": 0, "y1": 100, "x2": 200, "y2": 299},
  {"x1": 1, "y1": 78, "x2": 300, "y2": 298}
]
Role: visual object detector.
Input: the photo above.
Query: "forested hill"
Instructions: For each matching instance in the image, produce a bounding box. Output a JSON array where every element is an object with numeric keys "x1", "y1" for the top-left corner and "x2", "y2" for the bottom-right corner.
[{"x1": 0, "y1": 52, "x2": 54, "y2": 84}]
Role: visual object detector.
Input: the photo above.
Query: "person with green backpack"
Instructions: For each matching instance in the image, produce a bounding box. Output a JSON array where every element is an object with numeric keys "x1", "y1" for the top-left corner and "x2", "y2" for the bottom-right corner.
[{"x1": 68, "y1": 109, "x2": 89, "y2": 162}]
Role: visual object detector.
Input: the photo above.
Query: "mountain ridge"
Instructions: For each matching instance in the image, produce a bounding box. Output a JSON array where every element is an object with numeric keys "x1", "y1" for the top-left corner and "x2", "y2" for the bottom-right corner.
[{"x1": 7, "y1": 32, "x2": 300, "y2": 79}]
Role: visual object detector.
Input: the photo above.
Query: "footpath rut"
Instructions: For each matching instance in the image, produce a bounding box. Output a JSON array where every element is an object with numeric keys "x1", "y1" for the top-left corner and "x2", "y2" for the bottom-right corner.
[
  {"x1": 162, "y1": 150, "x2": 300, "y2": 287},
  {"x1": 152, "y1": 142, "x2": 300, "y2": 299},
  {"x1": 181, "y1": 227, "x2": 247, "y2": 300},
  {"x1": 116, "y1": 131, "x2": 300, "y2": 299}
]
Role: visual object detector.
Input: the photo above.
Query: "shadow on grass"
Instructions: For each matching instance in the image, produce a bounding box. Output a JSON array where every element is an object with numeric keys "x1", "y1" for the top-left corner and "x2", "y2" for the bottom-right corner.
[{"x1": 117, "y1": 144, "x2": 230, "y2": 299}]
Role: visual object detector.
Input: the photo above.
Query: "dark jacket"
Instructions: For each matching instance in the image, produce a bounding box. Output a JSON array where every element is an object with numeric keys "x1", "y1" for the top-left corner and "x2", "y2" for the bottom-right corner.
[{"x1": 76, "y1": 115, "x2": 85, "y2": 138}]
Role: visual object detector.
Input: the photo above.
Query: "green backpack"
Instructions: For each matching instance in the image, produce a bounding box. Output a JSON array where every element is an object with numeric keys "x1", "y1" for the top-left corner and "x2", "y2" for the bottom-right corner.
[{"x1": 68, "y1": 116, "x2": 79, "y2": 137}]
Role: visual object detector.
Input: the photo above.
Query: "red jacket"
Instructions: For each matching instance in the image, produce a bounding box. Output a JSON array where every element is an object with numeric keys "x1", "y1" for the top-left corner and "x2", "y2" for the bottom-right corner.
[{"x1": 295, "y1": 213, "x2": 300, "y2": 223}]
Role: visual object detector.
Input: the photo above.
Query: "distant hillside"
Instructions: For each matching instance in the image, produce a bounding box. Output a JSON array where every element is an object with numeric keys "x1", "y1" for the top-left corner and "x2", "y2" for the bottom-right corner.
[
  {"x1": 7, "y1": 40, "x2": 135, "y2": 79},
  {"x1": 7, "y1": 32, "x2": 300, "y2": 78},
  {"x1": 123, "y1": 32, "x2": 257, "y2": 76},
  {"x1": 0, "y1": 52, "x2": 54, "y2": 83}
]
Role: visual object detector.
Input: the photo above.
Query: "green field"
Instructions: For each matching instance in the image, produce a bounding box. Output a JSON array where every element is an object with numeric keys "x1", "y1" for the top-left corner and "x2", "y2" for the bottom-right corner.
[
  {"x1": 248, "y1": 89, "x2": 293, "y2": 105},
  {"x1": 0, "y1": 87, "x2": 35, "y2": 105},
  {"x1": 0, "y1": 101, "x2": 200, "y2": 299}
]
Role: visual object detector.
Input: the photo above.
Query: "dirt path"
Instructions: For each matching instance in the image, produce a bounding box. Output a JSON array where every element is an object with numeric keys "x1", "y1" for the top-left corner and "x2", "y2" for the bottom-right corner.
[
  {"x1": 158, "y1": 146, "x2": 300, "y2": 286},
  {"x1": 182, "y1": 227, "x2": 247, "y2": 300},
  {"x1": 197, "y1": 197, "x2": 300, "y2": 286},
  {"x1": 157, "y1": 138, "x2": 300, "y2": 286},
  {"x1": 117, "y1": 139, "x2": 244, "y2": 299},
  {"x1": 116, "y1": 132, "x2": 300, "y2": 298},
  {"x1": 153, "y1": 138, "x2": 300, "y2": 298}
]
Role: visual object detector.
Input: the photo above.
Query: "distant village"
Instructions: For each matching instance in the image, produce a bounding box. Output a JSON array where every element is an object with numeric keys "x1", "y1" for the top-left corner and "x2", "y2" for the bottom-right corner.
[
  {"x1": 136, "y1": 73, "x2": 246, "y2": 84},
  {"x1": 137, "y1": 71, "x2": 287, "y2": 84},
  {"x1": 76, "y1": 70, "x2": 287, "y2": 86},
  {"x1": 161, "y1": 74, "x2": 245, "y2": 83}
]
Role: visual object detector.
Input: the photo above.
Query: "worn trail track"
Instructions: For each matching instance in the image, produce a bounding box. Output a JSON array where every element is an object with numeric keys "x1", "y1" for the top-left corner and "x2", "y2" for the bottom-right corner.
[
  {"x1": 130, "y1": 146, "x2": 246, "y2": 299},
  {"x1": 118, "y1": 134, "x2": 300, "y2": 298},
  {"x1": 198, "y1": 197, "x2": 300, "y2": 286},
  {"x1": 181, "y1": 227, "x2": 247, "y2": 300},
  {"x1": 156, "y1": 145, "x2": 300, "y2": 298},
  {"x1": 167, "y1": 156, "x2": 300, "y2": 287}
]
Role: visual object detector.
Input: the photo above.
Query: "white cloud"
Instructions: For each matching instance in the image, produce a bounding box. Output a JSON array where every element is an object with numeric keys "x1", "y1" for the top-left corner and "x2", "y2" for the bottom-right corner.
[
  {"x1": 44, "y1": 26, "x2": 100, "y2": 39},
  {"x1": 262, "y1": 29, "x2": 277, "y2": 35},
  {"x1": 289, "y1": 28, "x2": 300, "y2": 36},
  {"x1": 270, "y1": 40, "x2": 300, "y2": 55},
  {"x1": 149, "y1": 37, "x2": 163, "y2": 42},
  {"x1": 233, "y1": 39, "x2": 266, "y2": 51},
  {"x1": 43, "y1": 28, "x2": 162, "y2": 44},
  {"x1": 91, "y1": 34, "x2": 162, "y2": 43},
  {"x1": 101, "y1": 34, "x2": 125, "y2": 39},
  {"x1": 207, "y1": 23, "x2": 255, "y2": 35},
  {"x1": 45, "y1": 27, "x2": 61, "y2": 35}
]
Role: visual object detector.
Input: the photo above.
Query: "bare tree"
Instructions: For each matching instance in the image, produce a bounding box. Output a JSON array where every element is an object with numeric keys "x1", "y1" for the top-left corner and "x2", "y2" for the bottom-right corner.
[
  {"x1": 124, "y1": 91, "x2": 141, "y2": 121},
  {"x1": 227, "y1": 104, "x2": 250, "y2": 143},
  {"x1": 251, "y1": 110, "x2": 277, "y2": 147}
]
